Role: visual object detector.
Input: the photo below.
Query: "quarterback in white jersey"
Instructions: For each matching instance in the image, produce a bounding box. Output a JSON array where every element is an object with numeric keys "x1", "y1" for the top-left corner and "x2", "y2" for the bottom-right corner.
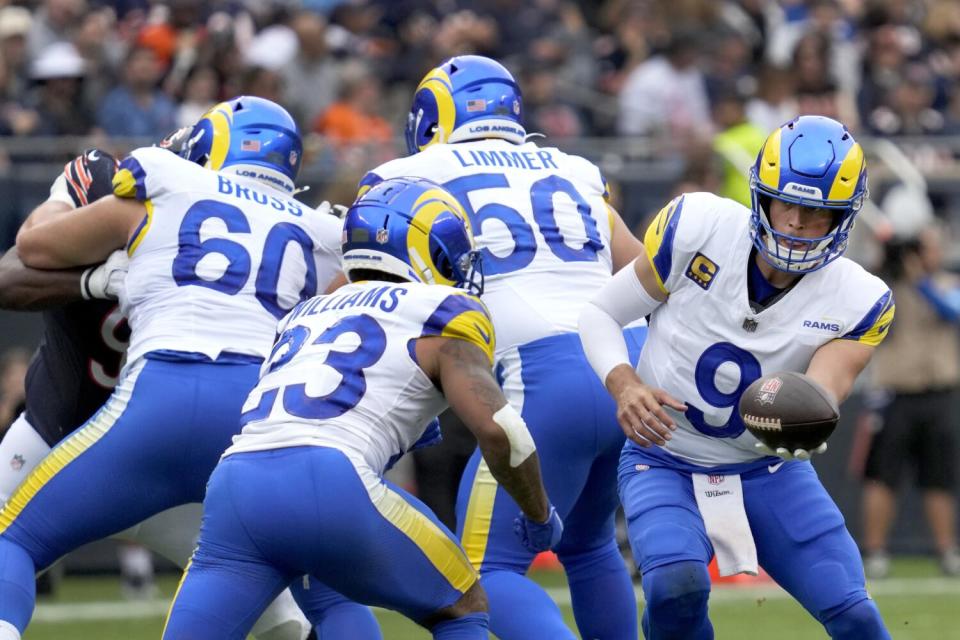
[
  {"x1": 361, "y1": 55, "x2": 645, "y2": 639},
  {"x1": 581, "y1": 116, "x2": 893, "y2": 639},
  {"x1": 162, "y1": 177, "x2": 561, "y2": 640},
  {"x1": 0, "y1": 98, "x2": 372, "y2": 640}
]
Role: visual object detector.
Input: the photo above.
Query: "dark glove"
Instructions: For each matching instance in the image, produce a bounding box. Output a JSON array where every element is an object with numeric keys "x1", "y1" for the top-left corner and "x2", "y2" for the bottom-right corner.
[
  {"x1": 513, "y1": 505, "x2": 563, "y2": 553},
  {"x1": 62, "y1": 148, "x2": 119, "y2": 207}
]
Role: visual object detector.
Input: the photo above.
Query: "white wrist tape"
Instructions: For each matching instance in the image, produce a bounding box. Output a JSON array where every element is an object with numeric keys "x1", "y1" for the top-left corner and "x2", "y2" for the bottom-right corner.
[
  {"x1": 493, "y1": 403, "x2": 536, "y2": 467},
  {"x1": 579, "y1": 259, "x2": 664, "y2": 384}
]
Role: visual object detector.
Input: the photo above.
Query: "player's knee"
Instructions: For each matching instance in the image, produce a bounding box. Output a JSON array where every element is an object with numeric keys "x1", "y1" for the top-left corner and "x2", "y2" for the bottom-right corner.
[
  {"x1": 823, "y1": 598, "x2": 890, "y2": 640},
  {"x1": 556, "y1": 538, "x2": 621, "y2": 579},
  {"x1": 642, "y1": 560, "x2": 710, "y2": 631},
  {"x1": 424, "y1": 581, "x2": 488, "y2": 627}
]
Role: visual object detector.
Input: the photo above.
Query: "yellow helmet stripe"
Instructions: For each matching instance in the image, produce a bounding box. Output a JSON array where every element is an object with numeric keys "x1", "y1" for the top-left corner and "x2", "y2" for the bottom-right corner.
[
  {"x1": 406, "y1": 188, "x2": 470, "y2": 286},
  {"x1": 205, "y1": 102, "x2": 234, "y2": 170},
  {"x1": 758, "y1": 127, "x2": 782, "y2": 189},
  {"x1": 827, "y1": 142, "x2": 865, "y2": 201},
  {"x1": 417, "y1": 68, "x2": 455, "y2": 149}
]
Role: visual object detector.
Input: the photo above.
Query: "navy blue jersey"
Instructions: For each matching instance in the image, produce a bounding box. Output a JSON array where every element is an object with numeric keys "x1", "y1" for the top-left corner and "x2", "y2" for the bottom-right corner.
[{"x1": 24, "y1": 301, "x2": 128, "y2": 446}]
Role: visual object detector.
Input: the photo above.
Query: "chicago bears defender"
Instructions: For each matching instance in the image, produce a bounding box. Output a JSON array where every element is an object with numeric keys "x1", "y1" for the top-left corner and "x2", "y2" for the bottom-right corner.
[
  {"x1": 161, "y1": 177, "x2": 561, "y2": 640},
  {"x1": 0, "y1": 97, "x2": 369, "y2": 640},
  {"x1": 0, "y1": 138, "x2": 370, "y2": 639},
  {"x1": 358, "y1": 55, "x2": 645, "y2": 640},
  {"x1": 579, "y1": 116, "x2": 894, "y2": 638}
]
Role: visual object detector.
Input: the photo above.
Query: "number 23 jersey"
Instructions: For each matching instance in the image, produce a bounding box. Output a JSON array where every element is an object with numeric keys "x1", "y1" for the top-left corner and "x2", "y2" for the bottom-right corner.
[
  {"x1": 226, "y1": 282, "x2": 494, "y2": 487},
  {"x1": 112, "y1": 147, "x2": 343, "y2": 365},
  {"x1": 638, "y1": 192, "x2": 894, "y2": 467}
]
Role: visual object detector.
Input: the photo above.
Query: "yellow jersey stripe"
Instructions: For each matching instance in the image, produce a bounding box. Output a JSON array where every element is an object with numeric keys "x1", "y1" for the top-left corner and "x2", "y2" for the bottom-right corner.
[
  {"x1": 161, "y1": 558, "x2": 193, "y2": 638},
  {"x1": 126, "y1": 199, "x2": 154, "y2": 256},
  {"x1": 372, "y1": 486, "x2": 477, "y2": 593},
  {"x1": 460, "y1": 459, "x2": 498, "y2": 569},
  {"x1": 642, "y1": 197, "x2": 683, "y2": 295},
  {"x1": 0, "y1": 365, "x2": 138, "y2": 535}
]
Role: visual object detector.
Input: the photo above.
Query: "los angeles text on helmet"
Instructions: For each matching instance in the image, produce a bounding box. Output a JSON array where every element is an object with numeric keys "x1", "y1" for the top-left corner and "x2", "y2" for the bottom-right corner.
[{"x1": 217, "y1": 174, "x2": 303, "y2": 217}]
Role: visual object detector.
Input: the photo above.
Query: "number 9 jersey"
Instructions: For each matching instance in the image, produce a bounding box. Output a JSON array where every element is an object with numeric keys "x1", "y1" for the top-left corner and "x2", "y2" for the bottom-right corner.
[
  {"x1": 637, "y1": 192, "x2": 894, "y2": 468},
  {"x1": 112, "y1": 147, "x2": 343, "y2": 365},
  {"x1": 360, "y1": 139, "x2": 614, "y2": 358}
]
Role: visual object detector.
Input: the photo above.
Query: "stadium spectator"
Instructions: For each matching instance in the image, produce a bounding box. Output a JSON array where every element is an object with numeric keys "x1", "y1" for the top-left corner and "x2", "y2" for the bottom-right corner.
[
  {"x1": 97, "y1": 45, "x2": 177, "y2": 138},
  {"x1": 311, "y1": 61, "x2": 392, "y2": 146},
  {"x1": 24, "y1": 42, "x2": 93, "y2": 137},
  {"x1": 710, "y1": 86, "x2": 765, "y2": 207},
  {"x1": 746, "y1": 64, "x2": 797, "y2": 134},
  {"x1": 280, "y1": 11, "x2": 341, "y2": 131},
  {"x1": 25, "y1": 0, "x2": 84, "y2": 61},
  {"x1": 617, "y1": 29, "x2": 712, "y2": 144},
  {"x1": 0, "y1": 6, "x2": 32, "y2": 103},
  {"x1": 175, "y1": 65, "x2": 218, "y2": 128},
  {"x1": 862, "y1": 210, "x2": 960, "y2": 579}
]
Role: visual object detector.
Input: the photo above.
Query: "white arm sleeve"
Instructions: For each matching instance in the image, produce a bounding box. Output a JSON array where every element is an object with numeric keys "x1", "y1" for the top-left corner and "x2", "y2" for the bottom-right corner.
[{"x1": 578, "y1": 259, "x2": 665, "y2": 385}]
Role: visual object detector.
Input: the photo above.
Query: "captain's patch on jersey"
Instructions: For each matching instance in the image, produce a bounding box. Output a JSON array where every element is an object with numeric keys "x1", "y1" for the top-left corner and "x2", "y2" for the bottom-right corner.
[{"x1": 685, "y1": 252, "x2": 719, "y2": 290}]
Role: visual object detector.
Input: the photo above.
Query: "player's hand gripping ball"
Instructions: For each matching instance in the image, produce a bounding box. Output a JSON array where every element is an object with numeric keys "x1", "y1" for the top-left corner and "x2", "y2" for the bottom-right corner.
[{"x1": 739, "y1": 372, "x2": 838, "y2": 460}]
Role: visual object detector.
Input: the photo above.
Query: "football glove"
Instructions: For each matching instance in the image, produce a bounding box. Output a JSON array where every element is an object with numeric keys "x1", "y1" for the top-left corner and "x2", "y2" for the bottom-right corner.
[
  {"x1": 51, "y1": 149, "x2": 120, "y2": 209},
  {"x1": 754, "y1": 441, "x2": 828, "y2": 461},
  {"x1": 81, "y1": 250, "x2": 129, "y2": 300},
  {"x1": 513, "y1": 505, "x2": 563, "y2": 553}
]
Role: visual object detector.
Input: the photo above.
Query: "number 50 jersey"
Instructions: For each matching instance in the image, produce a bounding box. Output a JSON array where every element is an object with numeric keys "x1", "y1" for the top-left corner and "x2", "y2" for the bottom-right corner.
[
  {"x1": 361, "y1": 139, "x2": 614, "y2": 359},
  {"x1": 112, "y1": 147, "x2": 343, "y2": 365},
  {"x1": 226, "y1": 282, "x2": 495, "y2": 487},
  {"x1": 636, "y1": 192, "x2": 894, "y2": 468}
]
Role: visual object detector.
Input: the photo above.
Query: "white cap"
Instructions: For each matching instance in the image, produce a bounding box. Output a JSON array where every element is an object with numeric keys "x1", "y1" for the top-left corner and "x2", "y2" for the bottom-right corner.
[
  {"x1": 882, "y1": 184, "x2": 934, "y2": 241},
  {"x1": 243, "y1": 25, "x2": 297, "y2": 70},
  {"x1": 30, "y1": 42, "x2": 86, "y2": 80},
  {"x1": 0, "y1": 6, "x2": 31, "y2": 40}
]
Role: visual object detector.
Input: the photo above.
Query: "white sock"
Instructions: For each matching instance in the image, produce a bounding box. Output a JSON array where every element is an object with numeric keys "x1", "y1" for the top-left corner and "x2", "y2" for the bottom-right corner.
[{"x1": 0, "y1": 620, "x2": 21, "y2": 639}]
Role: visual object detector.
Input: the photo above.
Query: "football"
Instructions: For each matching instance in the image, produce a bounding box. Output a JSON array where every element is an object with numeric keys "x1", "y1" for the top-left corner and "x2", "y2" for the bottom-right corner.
[{"x1": 739, "y1": 372, "x2": 839, "y2": 452}]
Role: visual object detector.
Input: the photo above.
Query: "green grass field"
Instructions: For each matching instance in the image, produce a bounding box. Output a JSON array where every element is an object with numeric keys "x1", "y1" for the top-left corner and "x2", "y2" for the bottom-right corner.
[{"x1": 22, "y1": 558, "x2": 959, "y2": 639}]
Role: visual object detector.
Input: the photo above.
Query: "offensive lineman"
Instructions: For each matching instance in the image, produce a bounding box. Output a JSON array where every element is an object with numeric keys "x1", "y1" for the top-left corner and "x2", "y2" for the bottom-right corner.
[
  {"x1": 0, "y1": 97, "x2": 360, "y2": 639},
  {"x1": 359, "y1": 55, "x2": 645, "y2": 639}
]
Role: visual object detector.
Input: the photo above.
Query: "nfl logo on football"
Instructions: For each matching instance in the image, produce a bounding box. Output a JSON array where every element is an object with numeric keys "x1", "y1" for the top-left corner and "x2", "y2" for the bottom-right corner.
[{"x1": 757, "y1": 377, "x2": 783, "y2": 406}]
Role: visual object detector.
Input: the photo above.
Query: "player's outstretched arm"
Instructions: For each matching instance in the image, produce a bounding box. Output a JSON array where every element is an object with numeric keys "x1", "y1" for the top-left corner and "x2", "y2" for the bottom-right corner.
[
  {"x1": 579, "y1": 256, "x2": 684, "y2": 447},
  {"x1": 417, "y1": 335, "x2": 560, "y2": 550},
  {"x1": 17, "y1": 196, "x2": 145, "y2": 270},
  {"x1": 0, "y1": 246, "x2": 87, "y2": 310},
  {"x1": 806, "y1": 339, "x2": 875, "y2": 406},
  {"x1": 608, "y1": 205, "x2": 644, "y2": 273}
]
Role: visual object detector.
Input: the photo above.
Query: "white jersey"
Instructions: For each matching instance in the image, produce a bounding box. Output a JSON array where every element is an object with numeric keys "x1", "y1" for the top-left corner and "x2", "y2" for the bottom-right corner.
[
  {"x1": 226, "y1": 281, "x2": 495, "y2": 488},
  {"x1": 638, "y1": 192, "x2": 894, "y2": 467},
  {"x1": 363, "y1": 139, "x2": 615, "y2": 359},
  {"x1": 112, "y1": 147, "x2": 343, "y2": 364}
]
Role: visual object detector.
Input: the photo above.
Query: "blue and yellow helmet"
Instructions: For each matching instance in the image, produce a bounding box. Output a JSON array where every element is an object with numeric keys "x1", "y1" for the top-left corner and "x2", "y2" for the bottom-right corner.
[
  {"x1": 405, "y1": 55, "x2": 525, "y2": 155},
  {"x1": 181, "y1": 96, "x2": 302, "y2": 193},
  {"x1": 749, "y1": 115, "x2": 867, "y2": 273},
  {"x1": 342, "y1": 177, "x2": 483, "y2": 294}
]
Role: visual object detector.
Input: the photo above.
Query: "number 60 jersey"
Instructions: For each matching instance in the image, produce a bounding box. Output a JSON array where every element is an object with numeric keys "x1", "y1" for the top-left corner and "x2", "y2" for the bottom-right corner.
[
  {"x1": 112, "y1": 147, "x2": 343, "y2": 365},
  {"x1": 637, "y1": 192, "x2": 894, "y2": 468}
]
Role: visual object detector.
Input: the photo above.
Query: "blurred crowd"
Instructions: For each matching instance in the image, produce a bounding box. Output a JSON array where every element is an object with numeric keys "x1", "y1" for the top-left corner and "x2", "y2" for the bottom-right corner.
[{"x1": 2, "y1": 0, "x2": 960, "y2": 146}]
